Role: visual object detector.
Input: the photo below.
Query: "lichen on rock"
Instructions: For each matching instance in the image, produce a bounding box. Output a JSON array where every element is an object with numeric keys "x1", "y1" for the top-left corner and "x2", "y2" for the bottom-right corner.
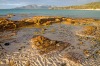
[{"x1": 30, "y1": 35, "x2": 70, "y2": 55}]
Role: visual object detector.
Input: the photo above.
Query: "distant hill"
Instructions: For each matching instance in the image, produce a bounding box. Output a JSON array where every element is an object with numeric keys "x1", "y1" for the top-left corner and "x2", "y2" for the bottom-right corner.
[
  {"x1": 50, "y1": 2, "x2": 100, "y2": 10},
  {"x1": 15, "y1": 4, "x2": 52, "y2": 9}
]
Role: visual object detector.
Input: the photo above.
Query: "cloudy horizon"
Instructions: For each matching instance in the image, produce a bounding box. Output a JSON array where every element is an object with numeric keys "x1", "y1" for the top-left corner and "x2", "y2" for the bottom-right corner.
[{"x1": 0, "y1": 0, "x2": 99, "y2": 9}]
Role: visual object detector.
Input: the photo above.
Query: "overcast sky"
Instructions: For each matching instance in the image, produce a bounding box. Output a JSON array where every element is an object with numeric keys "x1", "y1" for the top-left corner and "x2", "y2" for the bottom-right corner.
[{"x1": 0, "y1": 0, "x2": 99, "y2": 9}]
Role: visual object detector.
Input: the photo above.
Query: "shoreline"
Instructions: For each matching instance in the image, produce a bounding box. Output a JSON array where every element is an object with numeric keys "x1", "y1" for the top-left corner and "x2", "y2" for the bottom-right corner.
[
  {"x1": 50, "y1": 9, "x2": 100, "y2": 11},
  {"x1": 0, "y1": 14, "x2": 100, "y2": 21},
  {"x1": 68, "y1": 9, "x2": 100, "y2": 11}
]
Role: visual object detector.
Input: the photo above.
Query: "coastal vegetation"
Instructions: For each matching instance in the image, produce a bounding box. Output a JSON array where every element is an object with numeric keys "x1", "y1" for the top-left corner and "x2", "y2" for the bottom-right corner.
[{"x1": 50, "y1": 2, "x2": 100, "y2": 10}]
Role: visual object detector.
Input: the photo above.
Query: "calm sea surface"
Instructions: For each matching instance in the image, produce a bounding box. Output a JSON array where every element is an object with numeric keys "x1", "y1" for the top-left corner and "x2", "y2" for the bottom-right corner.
[{"x1": 0, "y1": 9, "x2": 100, "y2": 19}]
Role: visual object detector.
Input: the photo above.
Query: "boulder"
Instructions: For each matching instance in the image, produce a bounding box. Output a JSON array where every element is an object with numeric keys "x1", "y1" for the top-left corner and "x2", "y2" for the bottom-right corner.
[{"x1": 30, "y1": 36, "x2": 70, "y2": 55}]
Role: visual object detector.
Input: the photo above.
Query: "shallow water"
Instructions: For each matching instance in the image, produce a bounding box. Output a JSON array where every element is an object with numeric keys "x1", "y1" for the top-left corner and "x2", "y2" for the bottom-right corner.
[{"x1": 0, "y1": 9, "x2": 100, "y2": 19}]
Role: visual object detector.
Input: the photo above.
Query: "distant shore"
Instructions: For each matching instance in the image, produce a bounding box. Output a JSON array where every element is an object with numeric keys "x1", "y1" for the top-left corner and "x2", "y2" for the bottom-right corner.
[
  {"x1": 50, "y1": 9, "x2": 100, "y2": 11},
  {"x1": 69, "y1": 9, "x2": 100, "y2": 10}
]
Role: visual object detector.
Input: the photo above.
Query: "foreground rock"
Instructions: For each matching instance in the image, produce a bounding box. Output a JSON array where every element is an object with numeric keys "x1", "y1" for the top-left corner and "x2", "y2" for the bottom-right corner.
[
  {"x1": 0, "y1": 18, "x2": 28, "y2": 31},
  {"x1": 30, "y1": 35, "x2": 70, "y2": 55}
]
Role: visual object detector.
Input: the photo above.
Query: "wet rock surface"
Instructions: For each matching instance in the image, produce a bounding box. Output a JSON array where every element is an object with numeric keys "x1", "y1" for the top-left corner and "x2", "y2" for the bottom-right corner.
[
  {"x1": 76, "y1": 25, "x2": 100, "y2": 39},
  {"x1": 0, "y1": 18, "x2": 16, "y2": 31},
  {"x1": 21, "y1": 16, "x2": 64, "y2": 26},
  {"x1": 0, "y1": 16, "x2": 100, "y2": 66},
  {"x1": 30, "y1": 36, "x2": 70, "y2": 54}
]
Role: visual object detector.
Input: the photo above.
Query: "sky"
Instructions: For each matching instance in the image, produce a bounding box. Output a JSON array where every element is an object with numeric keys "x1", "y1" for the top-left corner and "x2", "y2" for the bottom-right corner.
[{"x1": 0, "y1": 0, "x2": 99, "y2": 9}]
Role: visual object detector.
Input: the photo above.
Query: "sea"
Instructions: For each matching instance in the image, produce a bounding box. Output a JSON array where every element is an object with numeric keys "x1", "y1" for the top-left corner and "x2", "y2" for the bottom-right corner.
[{"x1": 0, "y1": 9, "x2": 100, "y2": 19}]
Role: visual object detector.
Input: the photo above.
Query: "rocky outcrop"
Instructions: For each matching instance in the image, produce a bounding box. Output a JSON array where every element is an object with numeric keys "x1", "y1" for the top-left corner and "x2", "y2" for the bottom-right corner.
[
  {"x1": 21, "y1": 16, "x2": 64, "y2": 25},
  {"x1": 0, "y1": 16, "x2": 98, "y2": 32},
  {"x1": 30, "y1": 36, "x2": 70, "y2": 55},
  {"x1": 80, "y1": 26, "x2": 97, "y2": 35},
  {"x1": 0, "y1": 18, "x2": 28, "y2": 31},
  {"x1": 64, "y1": 18, "x2": 95, "y2": 25},
  {"x1": 0, "y1": 18, "x2": 16, "y2": 31}
]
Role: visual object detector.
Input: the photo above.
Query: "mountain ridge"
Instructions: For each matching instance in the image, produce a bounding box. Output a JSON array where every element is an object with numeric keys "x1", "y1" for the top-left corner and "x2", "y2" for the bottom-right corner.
[{"x1": 15, "y1": 4, "x2": 52, "y2": 9}]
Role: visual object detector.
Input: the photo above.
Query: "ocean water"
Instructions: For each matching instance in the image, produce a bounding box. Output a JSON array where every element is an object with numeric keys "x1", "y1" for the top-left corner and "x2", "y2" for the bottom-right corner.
[{"x1": 0, "y1": 9, "x2": 100, "y2": 19}]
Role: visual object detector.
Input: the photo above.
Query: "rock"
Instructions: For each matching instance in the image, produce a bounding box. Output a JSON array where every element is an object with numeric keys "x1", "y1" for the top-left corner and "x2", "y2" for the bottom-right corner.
[
  {"x1": 7, "y1": 14, "x2": 15, "y2": 18},
  {"x1": 82, "y1": 26, "x2": 97, "y2": 35},
  {"x1": 76, "y1": 26, "x2": 97, "y2": 38},
  {"x1": 64, "y1": 18, "x2": 95, "y2": 25},
  {"x1": 79, "y1": 42, "x2": 83, "y2": 45},
  {"x1": 3, "y1": 22, "x2": 16, "y2": 30},
  {"x1": 55, "y1": 18, "x2": 60, "y2": 22},
  {"x1": 9, "y1": 60, "x2": 15, "y2": 66},
  {"x1": 25, "y1": 61, "x2": 30, "y2": 66},
  {"x1": 30, "y1": 36, "x2": 70, "y2": 54},
  {"x1": 0, "y1": 18, "x2": 16, "y2": 31},
  {"x1": 21, "y1": 16, "x2": 63, "y2": 26},
  {"x1": 4, "y1": 43, "x2": 10, "y2": 46},
  {"x1": 83, "y1": 49, "x2": 90, "y2": 57}
]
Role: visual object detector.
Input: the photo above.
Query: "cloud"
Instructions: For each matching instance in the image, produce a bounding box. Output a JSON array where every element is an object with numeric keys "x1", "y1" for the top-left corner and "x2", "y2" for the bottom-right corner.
[
  {"x1": 0, "y1": 0, "x2": 99, "y2": 9},
  {"x1": 0, "y1": 4, "x2": 23, "y2": 5}
]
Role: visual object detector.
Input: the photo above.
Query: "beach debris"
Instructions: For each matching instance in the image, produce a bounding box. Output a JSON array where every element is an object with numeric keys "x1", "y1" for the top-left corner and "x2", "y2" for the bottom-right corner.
[{"x1": 30, "y1": 35, "x2": 70, "y2": 54}]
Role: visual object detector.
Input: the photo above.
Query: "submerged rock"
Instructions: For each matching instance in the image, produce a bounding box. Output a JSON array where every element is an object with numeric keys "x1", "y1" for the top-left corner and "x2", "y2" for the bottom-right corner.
[
  {"x1": 76, "y1": 26, "x2": 97, "y2": 37},
  {"x1": 81, "y1": 26, "x2": 97, "y2": 35},
  {"x1": 30, "y1": 36, "x2": 70, "y2": 55},
  {"x1": 61, "y1": 52, "x2": 85, "y2": 66},
  {"x1": 64, "y1": 18, "x2": 96, "y2": 25}
]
